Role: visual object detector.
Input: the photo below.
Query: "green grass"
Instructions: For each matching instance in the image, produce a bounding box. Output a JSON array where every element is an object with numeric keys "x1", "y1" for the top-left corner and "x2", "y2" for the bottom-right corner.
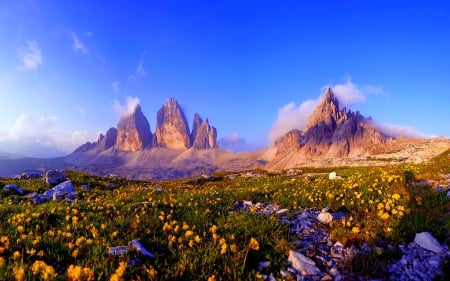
[{"x1": 0, "y1": 156, "x2": 449, "y2": 280}]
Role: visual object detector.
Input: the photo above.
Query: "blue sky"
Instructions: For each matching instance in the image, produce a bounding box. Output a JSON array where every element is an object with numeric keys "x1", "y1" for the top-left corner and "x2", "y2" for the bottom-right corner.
[{"x1": 0, "y1": 0, "x2": 449, "y2": 157}]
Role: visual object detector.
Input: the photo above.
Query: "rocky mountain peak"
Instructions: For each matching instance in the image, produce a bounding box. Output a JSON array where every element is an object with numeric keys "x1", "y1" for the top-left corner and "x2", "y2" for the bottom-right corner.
[
  {"x1": 274, "y1": 87, "x2": 388, "y2": 161},
  {"x1": 155, "y1": 98, "x2": 191, "y2": 150},
  {"x1": 191, "y1": 115, "x2": 218, "y2": 149},
  {"x1": 305, "y1": 87, "x2": 341, "y2": 131},
  {"x1": 115, "y1": 105, "x2": 152, "y2": 151}
]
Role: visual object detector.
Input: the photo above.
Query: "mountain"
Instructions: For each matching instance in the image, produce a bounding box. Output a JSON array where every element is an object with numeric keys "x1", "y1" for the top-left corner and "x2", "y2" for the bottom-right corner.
[
  {"x1": 191, "y1": 114, "x2": 218, "y2": 149},
  {"x1": 155, "y1": 98, "x2": 191, "y2": 150},
  {"x1": 115, "y1": 105, "x2": 152, "y2": 151},
  {"x1": 2, "y1": 92, "x2": 449, "y2": 180},
  {"x1": 267, "y1": 88, "x2": 390, "y2": 169}
]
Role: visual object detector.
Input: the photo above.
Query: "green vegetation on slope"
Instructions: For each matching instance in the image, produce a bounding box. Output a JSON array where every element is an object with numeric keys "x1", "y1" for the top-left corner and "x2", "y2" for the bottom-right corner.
[{"x1": 0, "y1": 159, "x2": 449, "y2": 280}]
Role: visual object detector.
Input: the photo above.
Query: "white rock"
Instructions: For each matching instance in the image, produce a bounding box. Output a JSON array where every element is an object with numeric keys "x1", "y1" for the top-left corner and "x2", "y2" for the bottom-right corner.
[
  {"x1": 107, "y1": 245, "x2": 129, "y2": 256},
  {"x1": 130, "y1": 239, "x2": 155, "y2": 258},
  {"x1": 44, "y1": 170, "x2": 66, "y2": 186},
  {"x1": 317, "y1": 210, "x2": 333, "y2": 224},
  {"x1": 44, "y1": 180, "x2": 74, "y2": 199},
  {"x1": 276, "y1": 208, "x2": 289, "y2": 215},
  {"x1": 243, "y1": 200, "x2": 253, "y2": 209},
  {"x1": 414, "y1": 232, "x2": 444, "y2": 254},
  {"x1": 329, "y1": 172, "x2": 337, "y2": 180},
  {"x1": 3, "y1": 184, "x2": 25, "y2": 195},
  {"x1": 288, "y1": 250, "x2": 322, "y2": 276}
]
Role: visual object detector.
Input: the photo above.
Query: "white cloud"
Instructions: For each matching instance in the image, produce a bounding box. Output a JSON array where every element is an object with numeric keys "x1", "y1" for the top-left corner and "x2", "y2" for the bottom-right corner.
[
  {"x1": 18, "y1": 41, "x2": 43, "y2": 71},
  {"x1": 323, "y1": 76, "x2": 382, "y2": 107},
  {"x1": 218, "y1": 132, "x2": 265, "y2": 152},
  {"x1": 375, "y1": 123, "x2": 429, "y2": 139},
  {"x1": 113, "y1": 96, "x2": 140, "y2": 119},
  {"x1": 112, "y1": 81, "x2": 120, "y2": 94},
  {"x1": 268, "y1": 98, "x2": 319, "y2": 144},
  {"x1": 0, "y1": 113, "x2": 97, "y2": 157},
  {"x1": 268, "y1": 77, "x2": 385, "y2": 144},
  {"x1": 71, "y1": 32, "x2": 88, "y2": 54},
  {"x1": 136, "y1": 59, "x2": 146, "y2": 77}
]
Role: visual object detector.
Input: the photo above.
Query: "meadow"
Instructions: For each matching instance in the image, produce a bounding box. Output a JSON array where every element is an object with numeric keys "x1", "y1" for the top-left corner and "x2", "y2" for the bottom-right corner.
[{"x1": 0, "y1": 149, "x2": 449, "y2": 280}]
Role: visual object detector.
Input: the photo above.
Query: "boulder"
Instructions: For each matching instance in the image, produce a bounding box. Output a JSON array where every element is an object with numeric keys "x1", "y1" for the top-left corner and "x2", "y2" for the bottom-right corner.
[
  {"x1": 414, "y1": 232, "x2": 444, "y2": 254},
  {"x1": 29, "y1": 180, "x2": 75, "y2": 204},
  {"x1": 44, "y1": 170, "x2": 67, "y2": 186},
  {"x1": 3, "y1": 184, "x2": 25, "y2": 195},
  {"x1": 288, "y1": 250, "x2": 321, "y2": 276}
]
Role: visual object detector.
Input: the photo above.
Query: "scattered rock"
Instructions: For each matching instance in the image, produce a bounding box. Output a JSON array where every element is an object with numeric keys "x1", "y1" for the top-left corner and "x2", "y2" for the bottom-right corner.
[
  {"x1": 44, "y1": 170, "x2": 67, "y2": 186},
  {"x1": 288, "y1": 250, "x2": 322, "y2": 276},
  {"x1": 19, "y1": 171, "x2": 43, "y2": 179},
  {"x1": 108, "y1": 240, "x2": 155, "y2": 258},
  {"x1": 389, "y1": 239, "x2": 448, "y2": 281},
  {"x1": 81, "y1": 185, "x2": 91, "y2": 190},
  {"x1": 130, "y1": 240, "x2": 155, "y2": 258},
  {"x1": 414, "y1": 232, "x2": 444, "y2": 254},
  {"x1": 107, "y1": 246, "x2": 129, "y2": 256},
  {"x1": 28, "y1": 180, "x2": 76, "y2": 204},
  {"x1": 329, "y1": 172, "x2": 337, "y2": 180},
  {"x1": 317, "y1": 208, "x2": 333, "y2": 224},
  {"x1": 3, "y1": 184, "x2": 25, "y2": 195}
]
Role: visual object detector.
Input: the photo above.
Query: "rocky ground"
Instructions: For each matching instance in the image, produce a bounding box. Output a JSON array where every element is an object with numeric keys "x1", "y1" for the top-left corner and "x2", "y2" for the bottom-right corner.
[{"x1": 236, "y1": 200, "x2": 449, "y2": 281}]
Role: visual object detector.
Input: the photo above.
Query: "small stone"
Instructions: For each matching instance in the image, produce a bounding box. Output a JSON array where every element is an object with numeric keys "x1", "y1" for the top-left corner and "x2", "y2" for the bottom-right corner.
[
  {"x1": 257, "y1": 261, "x2": 270, "y2": 271},
  {"x1": 317, "y1": 210, "x2": 333, "y2": 224},
  {"x1": 329, "y1": 267, "x2": 339, "y2": 277},
  {"x1": 329, "y1": 172, "x2": 337, "y2": 180},
  {"x1": 130, "y1": 240, "x2": 155, "y2": 258},
  {"x1": 107, "y1": 245, "x2": 129, "y2": 256},
  {"x1": 414, "y1": 232, "x2": 444, "y2": 254},
  {"x1": 276, "y1": 208, "x2": 289, "y2": 215},
  {"x1": 288, "y1": 250, "x2": 322, "y2": 276},
  {"x1": 81, "y1": 185, "x2": 91, "y2": 190},
  {"x1": 321, "y1": 274, "x2": 333, "y2": 281},
  {"x1": 243, "y1": 200, "x2": 252, "y2": 209}
]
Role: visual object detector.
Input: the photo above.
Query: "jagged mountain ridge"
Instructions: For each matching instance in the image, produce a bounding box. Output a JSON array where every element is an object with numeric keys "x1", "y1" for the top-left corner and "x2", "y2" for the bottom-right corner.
[
  {"x1": 6, "y1": 90, "x2": 447, "y2": 180},
  {"x1": 267, "y1": 88, "x2": 390, "y2": 169},
  {"x1": 75, "y1": 98, "x2": 218, "y2": 153}
]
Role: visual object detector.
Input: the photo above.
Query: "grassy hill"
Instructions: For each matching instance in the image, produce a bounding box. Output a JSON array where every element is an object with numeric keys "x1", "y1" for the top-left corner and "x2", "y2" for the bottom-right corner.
[{"x1": 0, "y1": 158, "x2": 448, "y2": 280}]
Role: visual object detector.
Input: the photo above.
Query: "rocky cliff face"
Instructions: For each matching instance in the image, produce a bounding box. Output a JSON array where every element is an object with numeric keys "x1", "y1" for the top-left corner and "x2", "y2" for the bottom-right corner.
[
  {"x1": 155, "y1": 98, "x2": 191, "y2": 150},
  {"x1": 191, "y1": 114, "x2": 218, "y2": 149},
  {"x1": 275, "y1": 88, "x2": 388, "y2": 159},
  {"x1": 115, "y1": 105, "x2": 152, "y2": 151},
  {"x1": 98, "y1": 127, "x2": 117, "y2": 150},
  {"x1": 73, "y1": 98, "x2": 218, "y2": 154}
]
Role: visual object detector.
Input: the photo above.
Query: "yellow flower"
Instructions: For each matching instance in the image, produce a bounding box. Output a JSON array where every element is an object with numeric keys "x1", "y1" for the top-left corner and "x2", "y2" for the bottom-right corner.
[
  {"x1": 377, "y1": 203, "x2": 384, "y2": 210},
  {"x1": 392, "y1": 193, "x2": 400, "y2": 200},
  {"x1": 146, "y1": 266, "x2": 157, "y2": 280},
  {"x1": 72, "y1": 249, "x2": 79, "y2": 258},
  {"x1": 230, "y1": 244, "x2": 237, "y2": 253},
  {"x1": 110, "y1": 261, "x2": 127, "y2": 281},
  {"x1": 188, "y1": 239, "x2": 195, "y2": 248},
  {"x1": 194, "y1": 235, "x2": 201, "y2": 244},
  {"x1": 220, "y1": 242, "x2": 227, "y2": 255},
  {"x1": 185, "y1": 230, "x2": 193, "y2": 238},
  {"x1": 351, "y1": 226, "x2": 360, "y2": 234},
  {"x1": 17, "y1": 225, "x2": 25, "y2": 233},
  {"x1": 248, "y1": 238, "x2": 260, "y2": 251},
  {"x1": 209, "y1": 225, "x2": 218, "y2": 234},
  {"x1": 207, "y1": 275, "x2": 216, "y2": 281},
  {"x1": 67, "y1": 265, "x2": 95, "y2": 281},
  {"x1": 13, "y1": 265, "x2": 25, "y2": 281},
  {"x1": 27, "y1": 248, "x2": 37, "y2": 256},
  {"x1": 0, "y1": 257, "x2": 5, "y2": 266},
  {"x1": 13, "y1": 250, "x2": 21, "y2": 260}
]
